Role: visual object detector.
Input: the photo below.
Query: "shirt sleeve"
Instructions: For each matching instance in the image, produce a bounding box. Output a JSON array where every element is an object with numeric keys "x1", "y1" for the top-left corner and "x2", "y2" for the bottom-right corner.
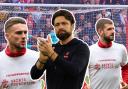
[
  {"x1": 30, "y1": 64, "x2": 45, "y2": 80},
  {"x1": 121, "y1": 45, "x2": 128, "y2": 66}
]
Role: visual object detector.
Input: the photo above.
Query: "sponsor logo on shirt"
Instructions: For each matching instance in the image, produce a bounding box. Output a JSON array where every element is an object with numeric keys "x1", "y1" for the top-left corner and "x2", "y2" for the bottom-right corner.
[{"x1": 90, "y1": 59, "x2": 118, "y2": 69}]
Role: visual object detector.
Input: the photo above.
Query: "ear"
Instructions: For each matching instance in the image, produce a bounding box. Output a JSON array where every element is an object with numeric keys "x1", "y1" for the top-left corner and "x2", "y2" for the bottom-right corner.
[
  {"x1": 71, "y1": 24, "x2": 75, "y2": 33},
  {"x1": 71, "y1": 24, "x2": 75, "y2": 29},
  {"x1": 97, "y1": 29, "x2": 103, "y2": 36},
  {"x1": 4, "y1": 33, "x2": 9, "y2": 40}
]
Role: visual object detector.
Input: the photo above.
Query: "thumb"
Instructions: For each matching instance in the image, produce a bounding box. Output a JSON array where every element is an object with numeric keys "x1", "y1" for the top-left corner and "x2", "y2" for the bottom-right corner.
[{"x1": 53, "y1": 47, "x2": 55, "y2": 50}]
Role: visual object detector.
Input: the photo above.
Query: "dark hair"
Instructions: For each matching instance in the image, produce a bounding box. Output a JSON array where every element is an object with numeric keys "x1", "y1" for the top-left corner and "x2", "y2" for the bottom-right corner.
[
  {"x1": 95, "y1": 18, "x2": 114, "y2": 33},
  {"x1": 52, "y1": 9, "x2": 75, "y2": 26},
  {"x1": 4, "y1": 17, "x2": 27, "y2": 33}
]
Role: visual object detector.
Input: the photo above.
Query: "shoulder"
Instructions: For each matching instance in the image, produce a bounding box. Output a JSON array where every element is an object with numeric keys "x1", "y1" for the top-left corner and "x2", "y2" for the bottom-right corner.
[
  {"x1": 23, "y1": 49, "x2": 39, "y2": 62},
  {"x1": 76, "y1": 38, "x2": 88, "y2": 46},
  {"x1": 0, "y1": 49, "x2": 6, "y2": 56},
  {"x1": 76, "y1": 38, "x2": 89, "y2": 49},
  {"x1": 112, "y1": 42, "x2": 127, "y2": 54},
  {"x1": 89, "y1": 43, "x2": 98, "y2": 49},
  {"x1": 26, "y1": 49, "x2": 38, "y2": 53},
  {"x1": 0, "y1": 49, "x2": 7, "y2": 62},
  {"x1": 113, "y1": 42, "x2": 126, "y2": 49},
  {"x1": 25, "y1": 49, "x2": 39, "y2": 56},
  {"x1": 74, "y1": 39, "x2": 90, "y2": 53}
]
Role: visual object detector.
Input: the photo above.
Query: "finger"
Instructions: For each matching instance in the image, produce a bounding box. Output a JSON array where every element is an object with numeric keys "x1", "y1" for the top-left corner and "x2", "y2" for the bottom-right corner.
[
  {"x1": 37, "y1": 37, "x2": 46, "y2": 44},
  {"x1": 37, "y1": 37, "x2": 43, "y2": 42},
  {"x1": 38, "y1": 45, "x2": 46, "y2": 51},
  {"x1": 121, "y1": 81, "x2": 126, "y2": 86},
  {"x1": 37, "y1": 40, "x2": 47, "y2": 48},
  {"x1": 53, "y1": 47, "x2": 55, "y2": 50},
  {"x1": 38, "y1": 46, "x2": 48, "y2": 56},
  {"x1": 37, "y1": 37, "x2": 48, "y2": 46},
  {"x1": 47, "y1": 35, "x2": 52, "y2": 44},
  {"x1": 3, "y1": 84, "x2": 8, "y2": 88},
  {"x1": 38, "y1": 41, "x2": 44, "y2": 46},
  {"x1": 1, "y1": 83, "x2": 9, "y2": 89}
]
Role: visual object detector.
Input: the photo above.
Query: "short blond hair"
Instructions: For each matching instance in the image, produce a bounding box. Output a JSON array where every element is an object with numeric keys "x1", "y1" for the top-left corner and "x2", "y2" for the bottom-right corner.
[
  {"x1": 4, "y1": 17, "x2": 27, "y2": 33},
  {"x1": 95, "y1": 18, "x2": 114, "y2": 35}
]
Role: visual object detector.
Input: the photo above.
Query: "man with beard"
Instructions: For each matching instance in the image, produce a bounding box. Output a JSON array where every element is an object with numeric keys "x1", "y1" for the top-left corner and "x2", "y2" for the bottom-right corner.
[
  {"x1": 0, "y1": 17, "x2": 42, "y2": 89},
  {"x1": 30, "y1": 9, "x2": 90, "y2": 89},
  {"x1": 88, "y1": 18, "x2": 128, "y2": 89}
]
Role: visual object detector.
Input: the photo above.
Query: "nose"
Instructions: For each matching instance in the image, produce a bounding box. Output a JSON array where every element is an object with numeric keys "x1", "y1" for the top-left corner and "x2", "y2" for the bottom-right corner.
[
  {"x1": 112, "y1": 29, "x2": 115, "y2": 33},
  {"x1": 58, "y1": 24, "x2": 64, "y2": 30},
  {"x1": 22, "y1": 32, "x2": 27, "y2": 39}
]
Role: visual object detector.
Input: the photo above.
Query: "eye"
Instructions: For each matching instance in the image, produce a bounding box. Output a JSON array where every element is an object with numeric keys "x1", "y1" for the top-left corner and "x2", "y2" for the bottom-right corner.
[
  {"x1": 107, "y1": 28, "x2": 111, "y2": 31},
  {"x1": 55, "y1": 23, "x2": 59, "y2": 27},
  {"x1": 15, "y1": 31, "x2": 27, "y2": 35},
  {"x1": 24, "y1": 31, "x2": 27, "y2": 34},
  {"x1": 16, "y1": 31, "x2": 22, "y2": 35},
  {"x1": 62, "y1": 22, "x2": 68, "y2": 25}
]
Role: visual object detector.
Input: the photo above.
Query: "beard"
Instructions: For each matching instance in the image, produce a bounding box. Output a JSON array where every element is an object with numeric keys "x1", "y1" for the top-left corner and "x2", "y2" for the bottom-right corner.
[
  {"x1": 103, "y1": 34, "x2": 114, "y2": 42},
  {"x1": 56, "y1": 30, "x2": 71, "y2": 41},
  {"x1": 13, "y1": 42, "x2": 26, "y2": 50}
]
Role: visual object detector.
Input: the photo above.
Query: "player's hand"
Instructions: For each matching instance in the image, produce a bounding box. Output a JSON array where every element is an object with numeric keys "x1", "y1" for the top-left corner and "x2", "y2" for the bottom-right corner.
[
  {"x1": 82, "y1": 81, "x2": 90, "y2": 89},
  {"x1": 0, "y1": 83, "x2": 9, "y2": 89},
  {"x1": 37, "y1": 37, "x2": 49, "y2": 63},
  {"x1": 37, "y1": 36, "x2": 54, "y2": 57},
  {"x1": 120, "y1": 81, "x2": 128, "y2": 89}
]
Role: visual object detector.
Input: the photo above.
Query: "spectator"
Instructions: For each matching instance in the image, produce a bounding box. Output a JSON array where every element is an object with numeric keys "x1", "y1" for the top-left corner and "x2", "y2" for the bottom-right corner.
[
  {"x1": 112, "y1": 0, "x2": 125, "y2": 4},
  {"x1": 100, "y1": 0, "x2": 111, "y2": 4},
  {"x1": 96, "y1": 9, "x2": 111, "y2": 20},
  {"x1": 80, "y1": 0, "x2": 91, "y2": 4}
]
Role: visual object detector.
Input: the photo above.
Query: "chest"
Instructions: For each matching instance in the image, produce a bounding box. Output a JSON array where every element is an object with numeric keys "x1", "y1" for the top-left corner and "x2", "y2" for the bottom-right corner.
[
  {"x1": 89, "y1": 49, "x2": 123, "y2": 69},
  {"x1": 0, "y1": 56, "x2": 37, "y2": 87},
  {"x1": 55, "y1": 46, "x2": 77, "y2": 61}
]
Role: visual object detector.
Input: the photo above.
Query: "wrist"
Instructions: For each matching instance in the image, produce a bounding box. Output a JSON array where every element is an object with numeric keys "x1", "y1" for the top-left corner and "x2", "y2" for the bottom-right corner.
[
  {"x1": 50, "y1": 52, "x2": 58, "y2": 61},
  {"x1": 38, "y1": 59, "x2": 47, "y2": 65},
  {"x1": 49, "y1": 52, "x2": 54, "y2": 58},
  {"x1": 36, "y1": 59, "x2": 46, "y2": 70}
]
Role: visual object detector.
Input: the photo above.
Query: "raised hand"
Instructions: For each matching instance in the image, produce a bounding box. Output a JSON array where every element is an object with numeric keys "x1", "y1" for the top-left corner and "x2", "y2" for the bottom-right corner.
[
  {"x1": 0, "y1": 82, "x2": 9, "y2": 89},
  {"x1": 37, "y1": 36, "x2": 54, "y2": 57}
]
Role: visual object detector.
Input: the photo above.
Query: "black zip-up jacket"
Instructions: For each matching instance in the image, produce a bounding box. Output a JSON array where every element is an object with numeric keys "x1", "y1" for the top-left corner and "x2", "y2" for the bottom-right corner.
[{"x1": 31, "y1": 38, "x2": 90, "y2": 89}]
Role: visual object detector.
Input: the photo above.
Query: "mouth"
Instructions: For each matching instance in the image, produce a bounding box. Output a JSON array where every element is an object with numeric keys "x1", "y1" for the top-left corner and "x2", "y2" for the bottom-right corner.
[
  {"x1": 21, "y1": 41, "x2": 26, "y2": 45},
  {"x1": 58, "y1": 30, "x2": 66, "y2": 34},
  {"x1": 110, "y1": 34, "x2": 114, "y2": 37}
]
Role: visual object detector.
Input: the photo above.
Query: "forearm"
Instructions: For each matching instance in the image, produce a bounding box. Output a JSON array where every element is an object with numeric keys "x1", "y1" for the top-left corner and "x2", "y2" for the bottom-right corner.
[
  {"x1": 35, "y1": 51, "x2": 49, "y2": 69},
  {"x1": 36, "y1": 59, "x2": 46, "y2": 70},
  {"x1": 30, "y1": 64, "x2": 45, "y2": 80}
]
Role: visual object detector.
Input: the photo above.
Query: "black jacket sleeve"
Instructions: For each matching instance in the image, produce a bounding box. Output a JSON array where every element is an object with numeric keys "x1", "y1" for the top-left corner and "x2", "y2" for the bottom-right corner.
[
  {"x1": 30, "y1": 64, "x2": 45, "y2": 79},
  {"x1": 30, "y1": 59, "x2": 53, "y2": 79}
]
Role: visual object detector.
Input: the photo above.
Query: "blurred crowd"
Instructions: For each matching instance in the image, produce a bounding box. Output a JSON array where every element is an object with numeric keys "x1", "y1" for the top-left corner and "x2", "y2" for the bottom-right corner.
[
  {"x1": 0, "y1": 8, "x2": 127, "y2": 51},
  {"x1": 0, "y1": 0, "x2": 128, "y2": 5}
]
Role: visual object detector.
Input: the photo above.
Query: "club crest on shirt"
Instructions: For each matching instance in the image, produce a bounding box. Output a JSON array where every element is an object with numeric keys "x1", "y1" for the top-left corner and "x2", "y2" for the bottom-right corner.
[{"x1": 64, "y1": 52, "x2": 70, "y2": 60}]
